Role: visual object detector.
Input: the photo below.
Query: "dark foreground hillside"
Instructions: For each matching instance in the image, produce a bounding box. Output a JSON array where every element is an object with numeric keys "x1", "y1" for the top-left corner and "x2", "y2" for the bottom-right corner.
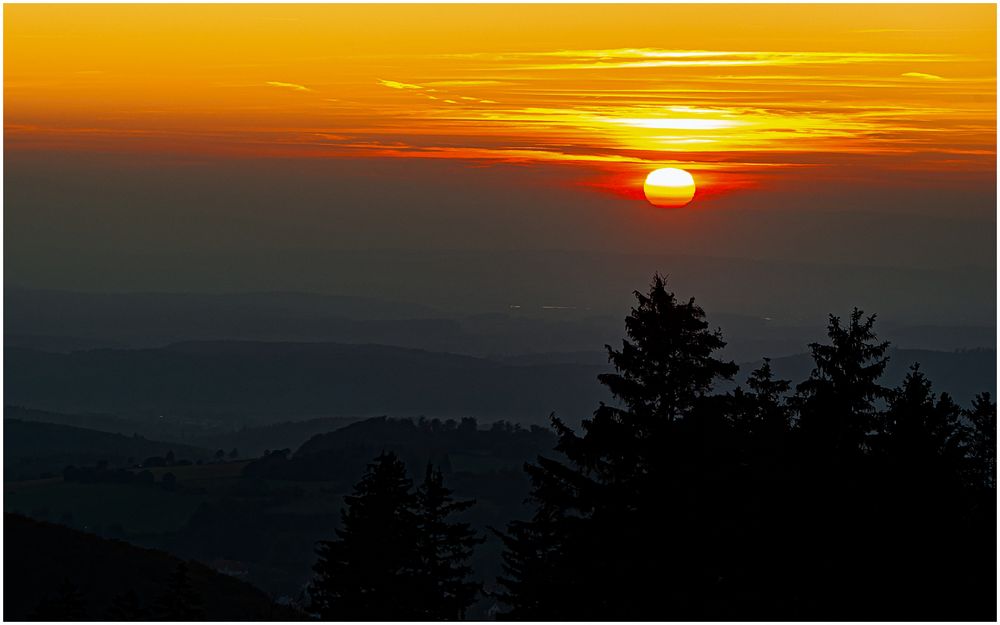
[
  {"x1": 3, "y1": 513, "x2": 300, "y2": 620},
  {"x1": 4, "y1": 416, "x2": 550, "y2": 610}
]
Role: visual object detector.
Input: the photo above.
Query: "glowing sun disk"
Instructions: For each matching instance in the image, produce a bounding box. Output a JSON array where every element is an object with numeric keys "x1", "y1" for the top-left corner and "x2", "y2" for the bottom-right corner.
[{"x1": 644, "y1": 167, "x2": 696, "y2": 208}]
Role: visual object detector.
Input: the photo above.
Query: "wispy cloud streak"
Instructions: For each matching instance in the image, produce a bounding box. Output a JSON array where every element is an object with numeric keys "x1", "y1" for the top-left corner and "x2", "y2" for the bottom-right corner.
[{"x1": 265, "y1": 81, "x2": 311, "y2": 92}]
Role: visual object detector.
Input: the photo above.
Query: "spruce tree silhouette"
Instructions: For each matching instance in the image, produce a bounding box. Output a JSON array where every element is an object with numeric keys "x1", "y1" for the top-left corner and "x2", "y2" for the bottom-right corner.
[
  {"x1": 497, "y1": 274, "x2": 738, "y2": 619},
  {"x1": 598, "y1": 273, "x2": 738, "y2": 425},
  {"x1": 964, "y1": 392, "x2": 996, "y2": 490},
  {"x1": 870, "y1": 365, "x2": 969, "y2": 615},
  {"x1": 309, "y1": 451, "x2": 422, "y2": 620},
  {"x1": 413, "y1": 464, "x2": 484, "y2": 619},
  {"x1": 794, "y1": 308, "x2": 889, "y2": 455},
  {"x1": 152, "y1": 562, "x2": 203, "y2": 620},
  {"x1": 876, "y1": 364, "x2": 966, "y2": 473},
  {"x1": 781, "y1": 309, "x2": 892, "y2": 617},
  {"x1": 495, "y1": 278, "x2": 997, "y2": 620},
  {"x1": 729, "y1": 358, "x2": 791, "y2": 437},
  {"x1": 960, "y1": 392, "x2": 997, "y2": 619},
  {"x1": 713, "y1": 357, "x2": 798, "y2": 618}
]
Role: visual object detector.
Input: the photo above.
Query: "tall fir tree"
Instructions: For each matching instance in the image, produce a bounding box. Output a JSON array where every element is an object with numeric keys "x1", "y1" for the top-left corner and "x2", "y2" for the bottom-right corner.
[
  {"x1": 413, "y1": 464, "x2": 483, "y2": 619},
  {"x1": 875, "y1": 365, "x2": 966, "y2": 474},
  {"x1": 599, "y1": 273, "x2": 737, "y2": 424},
  {"x1": 729, "y1": 358, "x2": 792, "y2": 437},
  {"x1": 866, "y1": 366, "x2": 972, "y2": 618},
  {"x1": 959, "y1": 392, "x2": 997, "y2": 620},
  {"x1": 152, "y1": 563, "x2": 203, "y2": 620},
  {"x1": 794, "y1": 308, "x2": 889, "y2": 455},
  {"x1": 309, "y1": 452, "x2": 422, "y2": 620},
  {"x1": 964, "y1": 392, "x2": 996, "y2": 490},
  {"x1": 497, "y1": 274, "x2": 738, "y2": 619}
]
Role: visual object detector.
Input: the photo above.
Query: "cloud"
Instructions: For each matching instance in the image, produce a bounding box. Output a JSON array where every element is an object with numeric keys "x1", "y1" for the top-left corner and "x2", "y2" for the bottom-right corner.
[
  {"x1": 599, "y1": 117, "x2": 743, "y2": 131},
  {"x1": 901, "y1": 72, "x2": 945, "y2": 81},
  {"x1": 424, "y1": 80, "x2": 507, "y2": 87},
  {"x1": 454, "y1": 48, "x2": 959, "y2": 71},
  {"x1": 852, "y1": 28, "x2": 923, "y2": 34},
  {"x1": 265, "y1": 81, "x2": 311, "y2": 92},
  {"x1": 378, "y1": 79, "x2": 423, "y2": 90}
]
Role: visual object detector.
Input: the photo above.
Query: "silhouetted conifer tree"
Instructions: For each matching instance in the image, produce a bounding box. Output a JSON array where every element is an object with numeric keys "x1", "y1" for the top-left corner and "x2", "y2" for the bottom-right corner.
[
  {"x1": 309, "y1": 452, "x2": 422, "y2": 620},
  {"x1": 779, "y1": 310, "x2": 891, "y2": 616},
  {"x1": 794, "y1": 308, "x2": 889, "y2": 454},
  {"x1": 730, "y1": 358, "x2": 791, "y2": 437},
  {"x1": 413, "y1": 464, "x2": 483, "y2": 619},
  {"x1": 497, "y1": 276, "x2": 996, "y2": 620},
  {"x1": 494, "y1": 511, "x2": 572, "y2": 618},
  {"x1": 866, "y1": 366, "x2": 972, "y2": 618},
  {"x1": 599, "y1": 274, "x2": 738, "y2": 424},
  {"x1": 958, "y1": 393, "x2": 997, "y2": 619},
  {"x1": 497, "y1": 274, "x2": 738, "y2": 619},
  {"x1": 152, "y1": 562, "x2": 203, "y2": 620},
  {"x1": 876, "y1": 365, "x2": 965, "y2": 473},
  {"x1": 964, "y1": 392, "x2": 996, "y2": 490}
]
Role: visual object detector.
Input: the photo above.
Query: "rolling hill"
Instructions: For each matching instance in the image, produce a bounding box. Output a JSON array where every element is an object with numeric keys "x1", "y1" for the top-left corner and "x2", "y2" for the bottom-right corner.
[
  {"x1": 4, "y1": 341, "x2": 610, "y2": 424},
  {"x1": 3, "y1": 513, "x2": 300, "y2": 620},
  {"x1": 4, "y1": 419, "x2": 212, "y2": 481},
  {"x1": 6, "y1": 342, "x2": 994, "y2": 430}
]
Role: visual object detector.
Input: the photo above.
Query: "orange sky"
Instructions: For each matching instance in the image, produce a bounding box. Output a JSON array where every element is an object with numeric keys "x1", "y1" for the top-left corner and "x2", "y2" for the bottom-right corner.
[{"x1": 5, "y1": 4, "x2": 996, "y2": 201}]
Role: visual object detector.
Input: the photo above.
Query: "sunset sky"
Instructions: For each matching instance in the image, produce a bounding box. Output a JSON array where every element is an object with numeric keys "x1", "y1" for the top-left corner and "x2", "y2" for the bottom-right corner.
[
  {"x1": 4, "y1": 4, "x2": 996, "y2": 320},
  {"x1": 7, "y1": 4, "x2": 996, "y2": 195}
]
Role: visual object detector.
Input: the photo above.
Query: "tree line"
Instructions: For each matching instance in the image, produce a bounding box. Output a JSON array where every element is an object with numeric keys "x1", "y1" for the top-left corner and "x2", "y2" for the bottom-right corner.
[
  {"x1": 309, "y1": 458, "x2": 482, "y2": 619},
  {"x1": 308, "y1": 274, "x2": 996, "y2": 620}
]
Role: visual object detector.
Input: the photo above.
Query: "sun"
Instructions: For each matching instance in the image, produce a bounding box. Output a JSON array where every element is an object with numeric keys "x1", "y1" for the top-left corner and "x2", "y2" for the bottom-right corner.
[{"x1": 644, "y1": 168, "x2": 696, "y2": 208}]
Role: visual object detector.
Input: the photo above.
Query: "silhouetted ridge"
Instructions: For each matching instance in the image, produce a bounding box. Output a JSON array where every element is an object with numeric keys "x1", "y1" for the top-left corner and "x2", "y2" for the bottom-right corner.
[
  {"x1": 4, "y1": 418, "x2": 211, "y2": 480},
  {"x1": 244, "y1": 416, "x2": 556, "y2": 485},
  {"x1": 3, "y1": 513, "x2": 300, "y2": 620}
]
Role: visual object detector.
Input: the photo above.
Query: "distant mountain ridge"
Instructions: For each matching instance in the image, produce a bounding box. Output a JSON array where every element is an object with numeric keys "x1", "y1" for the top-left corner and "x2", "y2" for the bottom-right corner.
[
  {"x1": 4, "y1": 341, "x2": 610, "y2": 424},
  {"x1": 5, "y1": 341, "x2": 994, "y2": 429},
  {"x1": 6, "y1": 286, "x2": 994, "y2": 362}
]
